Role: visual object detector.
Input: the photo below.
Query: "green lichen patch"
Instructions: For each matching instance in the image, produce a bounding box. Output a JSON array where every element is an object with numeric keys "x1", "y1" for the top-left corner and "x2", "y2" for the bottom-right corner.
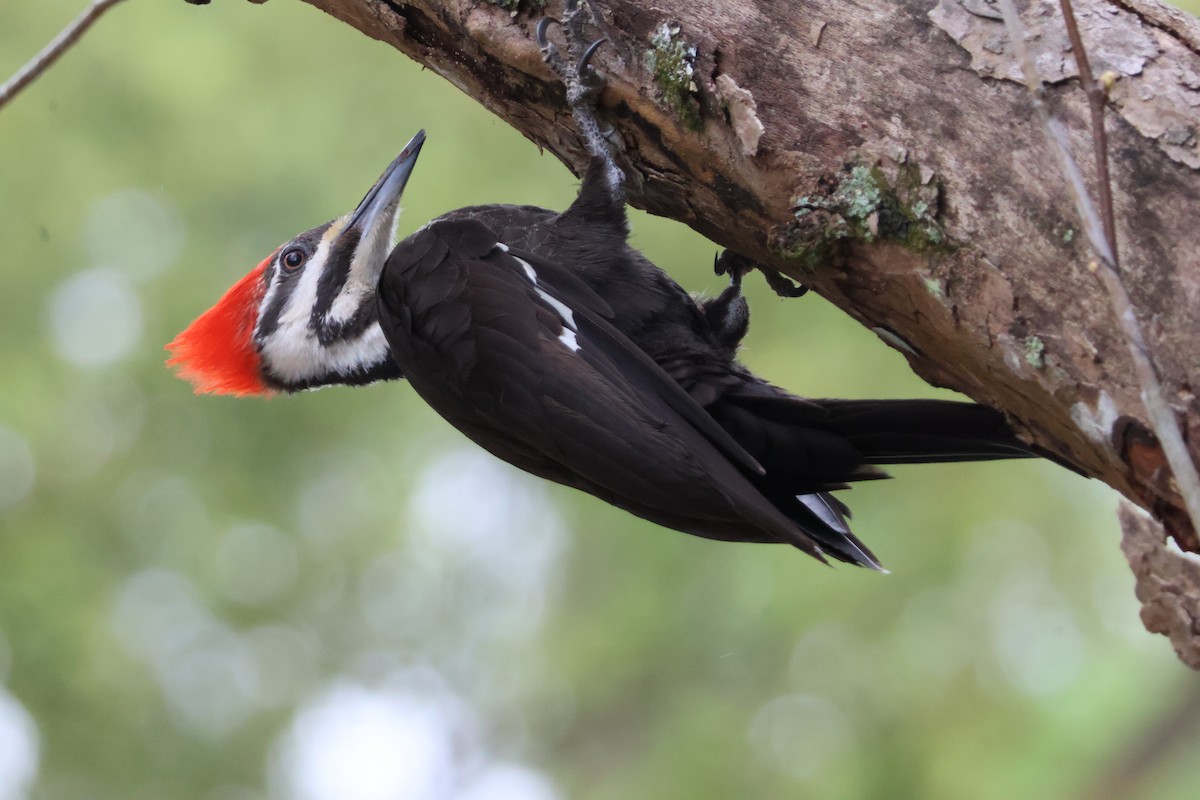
[
  {"x1": 832, "y1": 165, "x2": 883, "y2": 227},
  {"x1": 781, "y1": 161, "x2": 950, "y2": 267},
  {"x1": 1024, "y1": 336, "x2": 1046, "y2": 369},
  {"x1": 792, "y1": 166, "x2": 889, "y2": 244},
  {"x1": 891, "y1": 161, "x2": 947, "y2": 249},
  {"x1": 647, "y1": 23, "x2": 702, "y2": 131}
]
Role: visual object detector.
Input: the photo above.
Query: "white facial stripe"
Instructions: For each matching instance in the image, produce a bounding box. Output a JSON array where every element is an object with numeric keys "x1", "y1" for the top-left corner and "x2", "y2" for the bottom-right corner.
[
  {"x1": 323, "y1": 211, "x2": 398, "y2": 328},
  {"x1": 278, "y1": 236, "x2": 331, "y2": 334},
  {"x1": 255, "y1": 237, "x2": 331, "y2": 345},
  {"x1": 327, "y1": 283, "x2": 369, "y2": 325},
  {"x1": 349, "y1": 206, "x2": 399, "y2": 285}
]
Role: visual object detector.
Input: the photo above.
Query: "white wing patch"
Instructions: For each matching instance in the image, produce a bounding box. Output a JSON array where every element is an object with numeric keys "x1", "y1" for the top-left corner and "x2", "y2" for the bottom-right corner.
[
  {"x1": 534, "y1": 288, "x2": 580, "y2": 352},
  {"x1": 494, "y1": 243, "x2": 581, "y2": 353}
]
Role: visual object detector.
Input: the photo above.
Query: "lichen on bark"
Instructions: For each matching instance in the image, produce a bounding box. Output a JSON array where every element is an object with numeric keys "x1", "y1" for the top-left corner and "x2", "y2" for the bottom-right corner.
[{"x1": 645, "y1": 21, "x2": 702, "y2": 132}]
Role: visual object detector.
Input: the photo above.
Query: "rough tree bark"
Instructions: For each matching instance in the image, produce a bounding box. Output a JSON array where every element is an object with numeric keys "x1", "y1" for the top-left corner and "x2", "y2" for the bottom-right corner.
[{"x1": 295, "y1": 0, "x2": 1200, "y2": 663}]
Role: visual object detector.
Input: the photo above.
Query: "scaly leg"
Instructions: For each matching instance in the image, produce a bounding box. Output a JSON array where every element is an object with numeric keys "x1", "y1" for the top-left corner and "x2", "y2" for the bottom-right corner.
[
  {"x1": 700, "y1": 259, "x2": 751, "y2": 355},
  {"x1": 537, "y1": 0, "x2": 624, "y2": 202}
]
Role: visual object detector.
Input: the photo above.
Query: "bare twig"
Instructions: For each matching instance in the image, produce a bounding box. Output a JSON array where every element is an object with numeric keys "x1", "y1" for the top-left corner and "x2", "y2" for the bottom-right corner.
[
  {"x1": 1059, "y1": 0, "x2": 1118, "y2": 265},
  {"x1": 0, "y1": 0, "x2": 128, "y2": 112},
  {"x1": 997, "y1": 1, "x2": 1112, "y2": 267},
  {"x1": 998, "y1": 0, "x2": 1200, "y2": 536}
]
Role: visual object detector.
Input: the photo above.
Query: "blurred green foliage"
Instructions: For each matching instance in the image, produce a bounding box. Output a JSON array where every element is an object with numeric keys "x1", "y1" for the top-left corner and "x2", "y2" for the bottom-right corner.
[{"x1": 2, "y1": 1, "x2": 1199, "y2": 799}]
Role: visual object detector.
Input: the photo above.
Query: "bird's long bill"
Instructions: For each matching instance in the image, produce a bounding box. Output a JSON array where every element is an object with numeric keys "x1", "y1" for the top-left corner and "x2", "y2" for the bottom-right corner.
[{"x1": 339, "y1": 129, "x2": 426, "y2": 245}]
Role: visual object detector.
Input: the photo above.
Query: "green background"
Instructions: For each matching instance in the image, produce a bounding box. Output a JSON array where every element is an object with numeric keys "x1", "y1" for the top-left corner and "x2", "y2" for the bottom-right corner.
[{"x1": 2, "y1": 1, "x2": 1198, "y2": 798}]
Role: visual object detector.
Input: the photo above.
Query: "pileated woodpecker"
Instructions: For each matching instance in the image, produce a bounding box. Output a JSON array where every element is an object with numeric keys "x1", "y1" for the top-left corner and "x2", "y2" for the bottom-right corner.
[{"x1": 167, "y1": 6, "x2": 1038, "y2": 570}]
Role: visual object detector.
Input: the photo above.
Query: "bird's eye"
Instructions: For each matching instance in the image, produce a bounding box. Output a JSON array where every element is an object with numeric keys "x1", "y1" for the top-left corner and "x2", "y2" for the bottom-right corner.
[{"x1": 280, "y1": 247, "x2": 307, "y2": 272}]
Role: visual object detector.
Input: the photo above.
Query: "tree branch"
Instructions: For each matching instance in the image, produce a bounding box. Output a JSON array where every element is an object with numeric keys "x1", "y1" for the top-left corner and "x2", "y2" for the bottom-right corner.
[{"x1": 300, "y1": 0, "x2": 1200, "y2": 656}]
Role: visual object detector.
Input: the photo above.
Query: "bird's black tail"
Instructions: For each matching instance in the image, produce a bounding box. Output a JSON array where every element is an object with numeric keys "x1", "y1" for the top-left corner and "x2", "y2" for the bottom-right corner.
[
  {"x1": 716, "y1": 393, "x2": 1034, "y2": 475},
  {"x1": 709, "y1": 393, "x2": 1035, "y2": 568},
  {"x1": 795, "y1": 397, "x2": 1035, "y2": 465}
]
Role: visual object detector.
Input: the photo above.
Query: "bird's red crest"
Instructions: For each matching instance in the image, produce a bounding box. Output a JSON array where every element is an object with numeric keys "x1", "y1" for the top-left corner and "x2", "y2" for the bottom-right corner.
[{"x1": 166, "y1": 256, "x2": 275, "y2": 397}]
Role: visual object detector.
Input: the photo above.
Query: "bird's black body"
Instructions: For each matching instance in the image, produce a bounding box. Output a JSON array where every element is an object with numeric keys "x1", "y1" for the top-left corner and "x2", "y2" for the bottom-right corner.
[
  {"x1": 170, "y1": 5, "x2": 1040, "y2": 570},
  {"x1": 373, "y1": 159, "x2": 1032, "y2": 568}
]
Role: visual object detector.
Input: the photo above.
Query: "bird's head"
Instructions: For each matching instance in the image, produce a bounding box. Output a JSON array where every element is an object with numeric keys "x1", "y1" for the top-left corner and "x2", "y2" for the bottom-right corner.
[{"x1": 167, "y1": 130, "x2": 426, "y2": 396}]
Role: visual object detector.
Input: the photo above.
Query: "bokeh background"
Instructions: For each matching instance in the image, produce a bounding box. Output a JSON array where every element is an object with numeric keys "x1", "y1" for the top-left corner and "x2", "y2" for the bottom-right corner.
[{"x1": 3, "y1": 1, "x2": 1199, "y2": 798}]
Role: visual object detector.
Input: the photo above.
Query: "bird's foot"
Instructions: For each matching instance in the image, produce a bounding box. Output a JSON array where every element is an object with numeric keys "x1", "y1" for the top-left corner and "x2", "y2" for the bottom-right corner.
[
  {"x1": 760, "y1": 268, "x2": 809, "y2": 298},
  {"x1": 714, "y1": 250, "x2": 810, "y2": 299},
  {"x1": 702, "y1": 253, "x2": 751, "y2": 353},
  {"x1": 537, "y1": 0, "x2": 624, "y2": 200}
]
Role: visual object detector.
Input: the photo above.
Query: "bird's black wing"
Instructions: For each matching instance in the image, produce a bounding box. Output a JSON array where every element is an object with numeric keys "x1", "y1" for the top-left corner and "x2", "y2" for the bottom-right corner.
[
  {"x1": 377, "y1": 218, "x2": 831, "y2": 559},
  {"x1": 502, "y1": 244, "x2": 771, "y2": 478}
]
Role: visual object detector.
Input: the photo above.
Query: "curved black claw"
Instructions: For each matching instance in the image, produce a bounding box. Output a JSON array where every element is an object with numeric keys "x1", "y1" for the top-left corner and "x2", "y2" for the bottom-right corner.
[
  {"x1": 579, "y1": 38, "x2": 607, "y2": 74},
  {"x1": 762, "y1": 268, "x2": 809, "y2": 298},
  {"x1": 535, "y1": 17, "x2": 557, "y2": 48}
]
